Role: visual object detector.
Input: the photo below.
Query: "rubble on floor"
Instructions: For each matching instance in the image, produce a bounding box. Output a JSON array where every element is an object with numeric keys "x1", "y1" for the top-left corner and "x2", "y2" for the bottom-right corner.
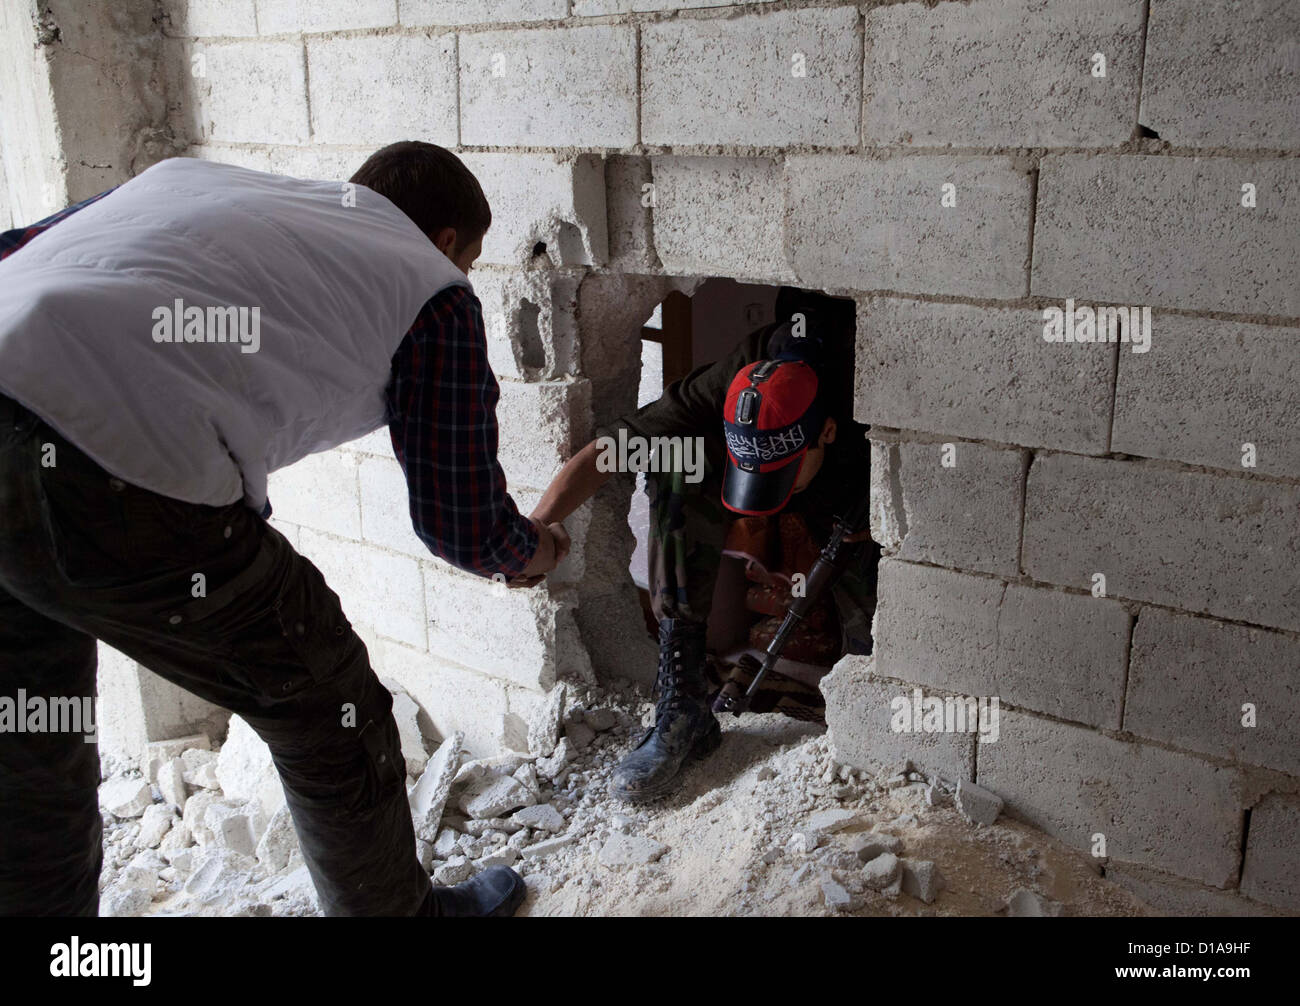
[{"x1": 95, "y1": 680, "x2": 1150, "y2": 918}]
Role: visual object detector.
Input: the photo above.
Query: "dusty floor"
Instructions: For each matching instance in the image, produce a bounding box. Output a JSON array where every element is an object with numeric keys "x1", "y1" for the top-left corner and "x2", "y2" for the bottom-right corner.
[{"x1": 96, "y1": 680, "x2": 1149, "y2": 918}]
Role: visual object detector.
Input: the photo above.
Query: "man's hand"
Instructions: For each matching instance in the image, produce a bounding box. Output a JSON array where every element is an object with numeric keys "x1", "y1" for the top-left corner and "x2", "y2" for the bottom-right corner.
[{"x1": 508, "y1": 519, "x2": 570, "y2": 587}]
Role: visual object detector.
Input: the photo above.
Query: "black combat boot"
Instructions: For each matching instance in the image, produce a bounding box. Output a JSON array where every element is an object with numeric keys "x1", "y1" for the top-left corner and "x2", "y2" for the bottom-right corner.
[
  {"x1": 611, "y1": 618, "x2": 722, "y2": 803},
  {"x1": 427, "y1": 865, "x2": 527, "y2": 917}
]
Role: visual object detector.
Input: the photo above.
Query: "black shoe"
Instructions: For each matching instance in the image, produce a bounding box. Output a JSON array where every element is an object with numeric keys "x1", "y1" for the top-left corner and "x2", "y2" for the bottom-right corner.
[
  {"x1": 611, "y1": 618, "x2": 722, "y2": 804},
  {"x1": 428, "y1": 866, "x2": 527, "y2": 917}
]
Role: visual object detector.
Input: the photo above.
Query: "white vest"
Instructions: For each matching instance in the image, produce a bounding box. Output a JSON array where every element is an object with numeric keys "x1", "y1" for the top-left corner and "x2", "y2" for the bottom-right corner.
[{"x1": 0, "y1": 157, "x2": 471, "y2": 509}]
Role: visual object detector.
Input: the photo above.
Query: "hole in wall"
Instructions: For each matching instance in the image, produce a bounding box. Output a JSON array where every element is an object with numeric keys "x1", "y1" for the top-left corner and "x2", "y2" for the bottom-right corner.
[
  {"x1": 517, "y1": 298, "x2": 545, "y2": 372},
  {"x1": 531, "y1": 241, "x2": 547, "y2": 257},
  {"x1": 1137, "y1": 124, "x2": 1161, "y2": 139},
  {"x1": 617, "y1": 278, "x2": 876, "y2": 696}
]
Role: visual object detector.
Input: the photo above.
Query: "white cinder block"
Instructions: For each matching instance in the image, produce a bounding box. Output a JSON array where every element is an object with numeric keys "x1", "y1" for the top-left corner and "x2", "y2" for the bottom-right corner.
[
  {"x1": 165, "y1": 0, "x2": 258, "y2": 37},
  {"x1": 473, "y1": 268, "x2": 580, "y2": 380},
  {"x1": 787, "y1": 154, "x2": 1033, "y2": 299},
  {"x1": 424, "y1": 570, "x2": 586, "y2": 690},
  {"x1": 359, "y1": 454, "x2": 433, "y2": 560},
  {"x1": 267, "y1": 449, "x2": 361, "y2": 539},
  {"x1": 854, "y1": 298, "x2": 1113, "y2": 454},
  {"x1": 651, "y1": 156, "x2": 791, "y2": 282},
  {"x1": 257, "y1": 0, "x2": 397, "y2": 34},
  {"x1": 642, "y1": 7, "x2": 861, "y2": 147},
  {"x1": 864, "y1": 0, "x2": 1144, "y2": 147},
  {"x1": 378, "y1": 639, "x2": 510, "y2": 757},
  {"x1": 1140, "y1": 0, "x2": 1300, "y2": 149},
  {"x1": 307, "y1": 34, "x2": 456, "y2": 146},
  {"x1": 401, "y1": 0, "x2": 565, "y2": 25},
  {"x1": 495, "y1": 379, "x2": 591, "y2": 491},
  {"x1": 460, "y1": 152, "x2": 607, "y2": 267},
  {"x1": 459, "y1": 26, "x2": 637, "y2": 148},
  {"x1": 1112, "y1": 315, "x2": 1300, "y2": 478},
  {"x1": 1022, "y1": 454, "x2": 1300, "y2": 634},
  {"x1": 298, "y1": 529, "x2": 428, "y2": 650},
  {"x1": 265, "y1": 145, "x2": 366, "y2": 181},
  {"x1": 179, "y1": 40, "x2": 309, "y2": 144},
  {"x1": 1032, "y1": 155, "x2": 1300, "y2": 317}
]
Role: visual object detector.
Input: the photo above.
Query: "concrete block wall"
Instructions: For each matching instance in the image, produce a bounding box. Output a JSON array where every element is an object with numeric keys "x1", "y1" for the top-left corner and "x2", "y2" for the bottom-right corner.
[{"x1": 5, "y1": 0, "x2": 1296, "y2": 910}]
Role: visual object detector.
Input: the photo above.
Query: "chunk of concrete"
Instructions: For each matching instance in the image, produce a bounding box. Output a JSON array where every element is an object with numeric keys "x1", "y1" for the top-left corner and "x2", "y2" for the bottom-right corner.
[
  {"x1": 528, "y1": 682, "x2": 567, "y2": 756},
  {"x1": 135, "y1": 803, "x2": 175, "y2": 850},
  {"x1": 956, "y1": 779, "x2": 1005, "y2": 826},
  {"x1": 255, "y1": 806, "x2": 299, "y2": 872},
  {"x1": 511, "y1": 803, "x2": 564, "y2": 833},
  {"x1": 862, "y1": 852, "x2": 902, "y2": 891},
  {"x1": 821, "y1": 876, "x2": 856, "y2": 911},
  {"x1": 215, "y1": 715, "x2": 284, "y2": 821},
  {"x1": 900, "y1": 858, "x2": 946, "y2": 904},
  {"x1": 390, "y1": 689, "x2": 433, "y2": 777},
  {"x1": 100, "y1": 776, "x2": 153, "y2": 819},
  {"x1": 522, "y1": 834, "x2": 577, "y2": 859},
  {"x1": 410, "y1": 731, "x2": 462, "y2": 842},
  {"x1": 1007, "y1": 888, "x2": 1060, "y2": 917},
  {"x1": 806, "y1": 808, "x2": 868, "y2": 836},
  {"x1": 433, "y1": 828, "x2": 460, "y2": 860},
  {"x1": 205, "y1": 802, "x2": 257, "y2": 858},
  {"x1": 141, "y1": 733, "x2": 211, "y2": 783},
  {"x1": 598, "y1": 833, "x2": 668, "y2": 869},
  {"x1": 433, "y1": 856, "x2": 473, "y2": 886},
  {"x1": 184, "y1": 848, "x2": 255, "y2": 905},
  {"x1": 459, "y1": 773, "x2": 537, "y2": 820},
  {"x1": 157, "y1": 757, "x2": 187, "y2": 813}
]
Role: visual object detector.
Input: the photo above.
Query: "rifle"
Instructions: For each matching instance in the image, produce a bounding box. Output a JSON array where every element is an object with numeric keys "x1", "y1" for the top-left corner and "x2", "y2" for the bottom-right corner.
[{"x1": 712, "y1": 491, "x2": 872, "y2": 716}]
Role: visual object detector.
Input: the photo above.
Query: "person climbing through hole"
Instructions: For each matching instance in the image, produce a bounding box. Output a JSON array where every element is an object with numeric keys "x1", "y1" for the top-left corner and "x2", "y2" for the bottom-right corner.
[{"x1": 532, "y1": 288, "x2": 881, "y2": 803}]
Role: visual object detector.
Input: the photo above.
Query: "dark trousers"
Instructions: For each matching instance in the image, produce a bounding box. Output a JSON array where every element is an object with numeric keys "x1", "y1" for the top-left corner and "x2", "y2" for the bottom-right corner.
[{"x1": 0, "y1": 394, "x2": 433, "y2": 916}]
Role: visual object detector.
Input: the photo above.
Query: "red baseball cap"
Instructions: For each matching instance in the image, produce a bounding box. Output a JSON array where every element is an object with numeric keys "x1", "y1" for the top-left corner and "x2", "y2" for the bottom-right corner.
[{"x1": 721, "y1": 358, "x2": 823, "y2": 516}]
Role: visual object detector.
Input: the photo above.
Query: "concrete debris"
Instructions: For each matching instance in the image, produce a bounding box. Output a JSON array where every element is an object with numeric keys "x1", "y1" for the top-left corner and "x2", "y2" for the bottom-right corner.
[
  {"x1": 142, "y1": 734, "x2": 210, "y2": 784},
  {"x1": 1007, "y1": 888, "x2": 1061, "y2": 917},
  {"x1": 511, "y1": 803, "x2": 565, "y2": 833},
  {"x1": 598, "y1": 832, "x2": 668, "y2": 869},
  {"x1": 955, "y1": 779, "x2": 1005, "y2": 826},
  {"x1": 584, "y1": 708, "x2": 616, "y2": 732},
  {"x1": 790, "y1": 861, "x2": 818, "y2": 884},
  {"x1": 135, "y1": 803, "x2": 175, "y2": 850},
  {"x1": 180, "y1": 746, "x2": 217, "y2": 780},
  {"x1": 462, "y1": 817, "x2": 524, "y2": 836},
  {"x1": 205, "y1": 802, "x2": 257, "y2": 857},
  {"x1": 184, "y1": 848, "x2": 256, "y2": 905},
  {"x1": 101, "y1": 884, "x2": 153, "y2": 917},
  {"x1": 433, "y1": 828, "x2": 460, "y2": 859},
  {"x1": 756, "y1": 766, "x2": 776, "y2": 781},
  {"x1": 433, "y1": 856, "x2": 473, "y2": 886},
  {"x1": 805, "y1": 808, "x2": 867, "y2": 835},
  {"x1": 255, "y1": 806, "x2": 299, "y2": 872},
  {"x1": 390, "y1": 690, "x2": 433, "y2": 777},
  {"x1": 478, "y1": 847, "x2": 520, "y2": 869},
  {"x1": 522, "y1": 834, "x2": 578, "y2": 859},
  {"x1": 786, "y1": 830, "x2": 823, "y2": 856},
  {"x1": 410, "y1": 731, "x2": 462, "y2": 842},
  {"x1": 564, "y1": 719, "x2": 596, "y2": 750},
  {"x1": 159, "y1": 822, "x2": 193, "y2": 857},
  {"x1": 416, "y1": 839, "x2": 434, "y2": 872},
  {"x1": 181, "y1": 790, "x2": 224, "y2": 846},
  {"x1": 861, "y1": 851, "x2": 901, "y2": 891},
  {"x1": 899, "y1": 858, "x2": 946, "y2": 904},
  {"x1": 453, "y1": 752, "x2": 526, "y2": 788},
  {"x1": 157, "y1": 757, "x2": 187, "y2": 812},
  {"x1": 820, "y1": 876, "x2": 856, "y2": 911},
  {"x1": 191, "y1": 761, "x2": 221, "y2": 791},
  {"x1": 536, "y1": 736, "x2": 575, "y2": 779},
  {"x1": 459, "y1": 772, "x2": 537, "y2": 820},
  {"x1": 512, "y1": 761, "x2": 540, "y2": 796},
  {"x1": 845, "y1": 831, "x2": 903, "y2": 862},
  {"x1": 528, "y1": 681, "x2": 567, "y2": 757},
  {"x1": 100, "y1": 776, "x2": 152, "y2": 819}
]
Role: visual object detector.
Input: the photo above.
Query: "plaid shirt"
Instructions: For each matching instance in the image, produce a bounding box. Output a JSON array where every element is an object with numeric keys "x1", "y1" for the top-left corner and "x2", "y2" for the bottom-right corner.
[{"x1": 0, "y1": 194, "x2": 538, "y2": 579}]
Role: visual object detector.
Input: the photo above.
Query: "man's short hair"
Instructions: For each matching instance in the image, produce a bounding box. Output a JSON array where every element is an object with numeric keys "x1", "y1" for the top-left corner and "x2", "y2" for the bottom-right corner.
[{"x1": 350, "y1": 141, "x2": 491, "y2": 254}]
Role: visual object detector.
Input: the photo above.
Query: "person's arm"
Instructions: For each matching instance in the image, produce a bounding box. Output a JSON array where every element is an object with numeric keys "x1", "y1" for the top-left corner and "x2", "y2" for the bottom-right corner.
[
  {"x1": 0, "y1": 189, "x2": 115, "y2": 263},
  {"x1": 385, "y1": 285, "x2": 561, "y2": 580}
]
